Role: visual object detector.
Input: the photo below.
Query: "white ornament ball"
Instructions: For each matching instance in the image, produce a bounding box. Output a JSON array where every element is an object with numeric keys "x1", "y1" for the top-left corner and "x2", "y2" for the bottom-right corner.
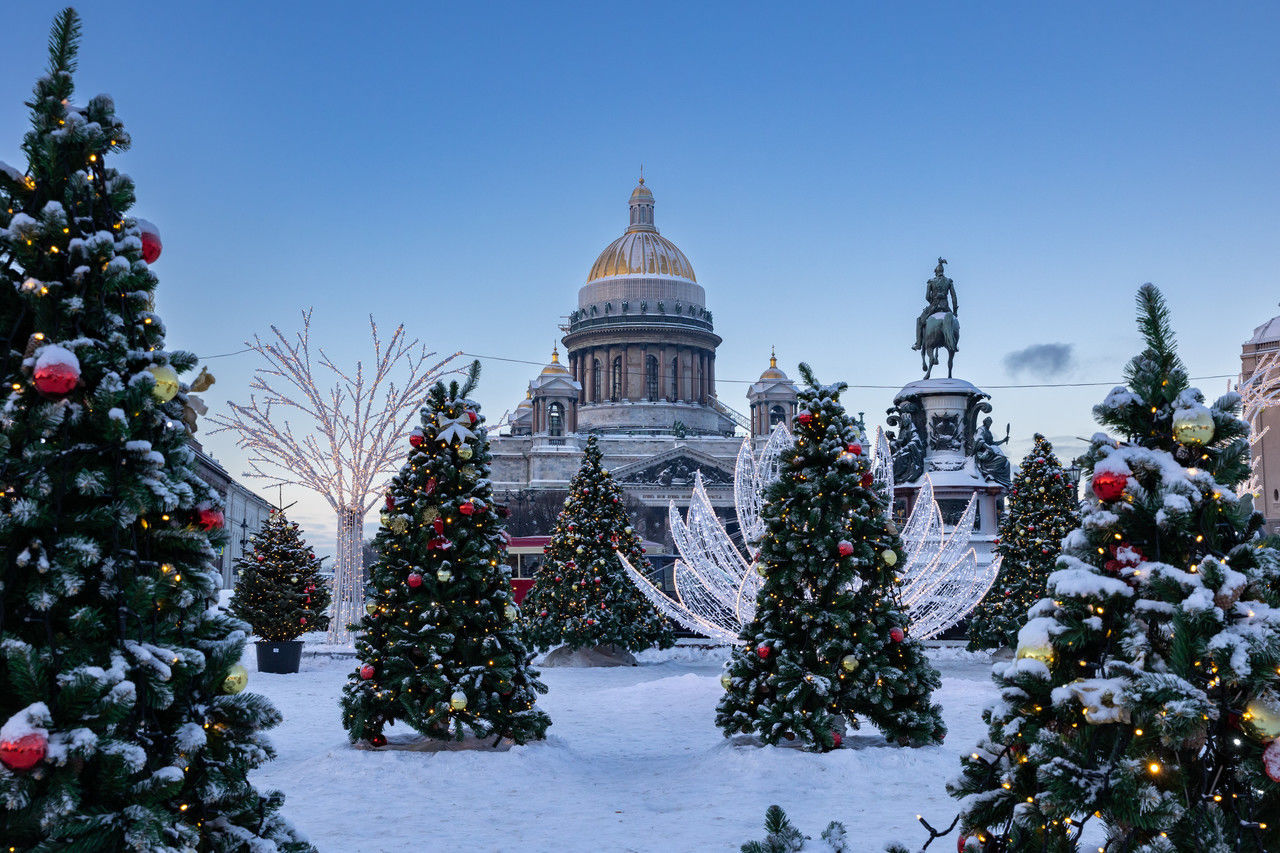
[{"x1": 449, "y1": 691, "x2": 467, "y2": 711}]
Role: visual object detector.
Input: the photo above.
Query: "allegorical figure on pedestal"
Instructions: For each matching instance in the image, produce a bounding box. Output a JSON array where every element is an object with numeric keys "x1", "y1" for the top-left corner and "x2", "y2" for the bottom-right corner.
[
  {"x1": 912, "y1": 258, "x2": 960, "y2": 378},
  {"x1": 973, "y1": 416, "x2": 1012, "y2": 487}
]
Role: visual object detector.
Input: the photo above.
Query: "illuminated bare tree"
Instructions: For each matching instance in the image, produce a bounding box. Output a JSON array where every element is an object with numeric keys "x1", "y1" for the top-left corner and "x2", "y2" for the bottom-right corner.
[
  {"x1": 1238, "y1": 346, "x2": 1280, "y2": 499},
  {"x1": 211, "y1": 310, "x2": 459, "y2": 643}
]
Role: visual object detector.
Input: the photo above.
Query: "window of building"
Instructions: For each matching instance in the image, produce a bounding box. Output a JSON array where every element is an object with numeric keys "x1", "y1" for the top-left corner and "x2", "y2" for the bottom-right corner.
[
  {"x1": 670, "y1": 357, "x2": 679, "y2": 401},
  {"x1": 769, "y1": 405, "x2": 786, "y2": 427},
  {"x1": 548, "y1": 402, "x2": 564, "y2": 436},
  {"x1": 592, "y1": 359, "x2": 601, "y2": 403},
  {"x1": 645, "y1": 355, "x2": 659, "y2": 402},
  {"x1": 612, "y1": 357, "x2": 622, "y2": 401}
]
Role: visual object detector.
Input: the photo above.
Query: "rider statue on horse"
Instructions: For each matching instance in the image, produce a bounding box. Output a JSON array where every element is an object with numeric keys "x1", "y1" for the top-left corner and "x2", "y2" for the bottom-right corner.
[{"x1": 911, "y1": 258, "x2": 960, "y2": 378}]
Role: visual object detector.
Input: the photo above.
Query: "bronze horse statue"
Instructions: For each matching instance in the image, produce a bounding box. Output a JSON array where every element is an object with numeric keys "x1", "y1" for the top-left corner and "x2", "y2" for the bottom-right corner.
[{"x1": 921, "y1": 311, "x2": 958, "y2": 379}]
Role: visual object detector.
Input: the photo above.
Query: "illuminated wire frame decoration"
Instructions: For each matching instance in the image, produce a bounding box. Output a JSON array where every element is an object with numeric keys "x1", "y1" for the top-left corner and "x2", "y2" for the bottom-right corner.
[
  {"x1": 210, "y1": 309, "x2": 459, "y2": 644},
  {"x1": 1238, "y1": 346, "x2": 1280, "y2": 500},
  {"x1": 620, "y1": 425, "x2": 998, "y2": 642}
]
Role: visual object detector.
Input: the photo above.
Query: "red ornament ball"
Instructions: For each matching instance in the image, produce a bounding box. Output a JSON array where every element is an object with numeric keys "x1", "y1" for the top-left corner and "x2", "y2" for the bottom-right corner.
[
  {"x1": 466, "y1": 409, "x2": 478, "y2": 425},
  {"x1": 889, "y1": 627, "x2": 905, "y2": 643},
  {"x1": 33, "y1": 348, "x2": 81, "y2": 396},
  {"x1": 137, "y1": 218, "x2": 162, "y2": 263},
  {"x1": 1091, "y1": 469, "x2": 1128, "y2": 502},
  {"x1": 459, "y1": 501, "x2": 475, "y2": 516},
  {"x1": 409, "y1": 430, "x2": 424, "y2": 448},
  {"x1": 299, "y1": 617, "x2": 307, "y2": 625},
  {"x1": 757, "y1": 645, "x2": 771, "y2": 660},
  {"x1": 197, "y1": 507, "x2": 225, "y2": 531},
  {"x1": 847, "y1": 443, "x2": 862, "y2": 456},
  {"x1": 359, "y1": 664, "x2": 375, "y2": 680},
  {"x1": 860, "y1": 472, "x2": 875, "y2": 488},
  {"x1": 1263, "y1": 740, "x2": 1280, "y2": 783},
  {"x1": 407, "y1": 572, "x2": 423, "y2": 588},
  {"x1": 796, "y1": 412, "x2": 814, "y2": 427},
  {"x1": 838, "y1": 540, "x2": 854, "y2": 557},
  {"x1": 0, "y1": 732, "x2": 47, "y2": 771},
  {"x1": 586, "y1": 618, "x2": 595, "y2": 625},
  {"x1": 369, "y1": 733, "x2": 387, "y2": 748}
]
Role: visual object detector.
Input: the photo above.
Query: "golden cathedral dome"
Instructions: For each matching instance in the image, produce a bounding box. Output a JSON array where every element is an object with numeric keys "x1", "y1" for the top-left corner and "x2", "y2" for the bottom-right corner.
[
  {"x1": 516, "y1": 390, "x2": 533, "y2": 410},
  {"x1": 539, "y1": 347, "x2": 571, "y2": 376},
  {"x1": 587, "y1": 179, "x2": 696, "y2": 283}
]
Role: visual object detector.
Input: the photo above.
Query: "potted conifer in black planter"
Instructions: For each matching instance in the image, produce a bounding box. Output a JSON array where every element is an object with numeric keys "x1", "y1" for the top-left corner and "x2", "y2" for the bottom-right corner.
[{"x1": 230, "y1": 508, "x2": 331, "y2": 673}]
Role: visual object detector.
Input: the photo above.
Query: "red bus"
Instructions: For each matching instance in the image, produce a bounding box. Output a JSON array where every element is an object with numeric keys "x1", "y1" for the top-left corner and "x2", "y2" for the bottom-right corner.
[{"x1": 505, "y1": 535, "x2": 673, "y2": 604}]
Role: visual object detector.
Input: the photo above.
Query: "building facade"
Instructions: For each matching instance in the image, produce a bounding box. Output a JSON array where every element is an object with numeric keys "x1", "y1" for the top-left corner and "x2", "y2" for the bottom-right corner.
[
  {"x1": 190, "y1": 445, "x2": 274, "y2": 588},
  {"x1": 490, "y1": 180, "x2": 798, "y2": 537},
  {"x1": 1242, "y1": 313, "x2": 1280, "y2": 533}
]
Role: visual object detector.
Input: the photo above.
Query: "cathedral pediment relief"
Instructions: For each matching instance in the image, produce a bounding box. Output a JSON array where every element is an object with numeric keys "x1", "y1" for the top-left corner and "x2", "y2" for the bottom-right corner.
[{"x1": 613, "y1": 448, "x2": 733, "y2": 487}]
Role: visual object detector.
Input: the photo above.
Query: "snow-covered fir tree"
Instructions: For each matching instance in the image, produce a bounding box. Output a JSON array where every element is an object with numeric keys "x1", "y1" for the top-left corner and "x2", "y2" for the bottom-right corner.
[
  {"x1": 520, "y1": 434, "x2": 675, "y2": 655},
  {"x1": 0, "y1": 10, "x2": 310, "y2": 849},
  {"x1": 716, "y1": 365, "x2": 946, "y2": 751},
  {"x1": 967, "y1": 434, "x2": 1080, "y2": 650},
  {"x1": 946, "y1": 285, "x2": 1280, "y2": 852},
  {"x1": 230, "y1": 508, "x2": 330, "y2": 641},
  {"x1": 341, "y1": 363, "x2": 550, "y2": 745}
]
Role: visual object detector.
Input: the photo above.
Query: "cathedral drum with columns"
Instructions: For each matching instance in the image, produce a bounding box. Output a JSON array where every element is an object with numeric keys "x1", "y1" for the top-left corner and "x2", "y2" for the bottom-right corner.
[{"x1": 489, "y1": 180, "x2": 797, "y2": 541}]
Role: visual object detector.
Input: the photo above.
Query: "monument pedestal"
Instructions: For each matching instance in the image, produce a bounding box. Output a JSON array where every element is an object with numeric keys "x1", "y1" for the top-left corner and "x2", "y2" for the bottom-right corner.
[{"x1": 887, "y1": 377, "x2": 1009, "y2": 567}]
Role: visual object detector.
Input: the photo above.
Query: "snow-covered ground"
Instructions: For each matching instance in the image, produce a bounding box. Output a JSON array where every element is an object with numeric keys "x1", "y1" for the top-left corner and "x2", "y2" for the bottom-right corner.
[{"x1": 247, "y1": 643, "x2": 996, "y2": 852}]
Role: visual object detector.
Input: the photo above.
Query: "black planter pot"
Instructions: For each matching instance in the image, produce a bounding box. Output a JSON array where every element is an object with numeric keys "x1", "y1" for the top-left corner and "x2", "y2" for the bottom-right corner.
[{"x1": 255, "y1": 640, "x2": 303, "y2": 674}]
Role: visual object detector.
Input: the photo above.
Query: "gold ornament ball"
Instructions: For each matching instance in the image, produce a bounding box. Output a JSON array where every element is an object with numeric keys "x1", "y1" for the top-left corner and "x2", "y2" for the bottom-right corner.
[
  {"x1": 720, "y1": 673, "x2": 732, "y2": 689},
  {"x1": 840, "y1": 654, "x2": 859, "y2": 672},
  {"x1": 461, "y1": 465, "x2": 479, "y2": 482},
  {"x1": 222, "y1": 664, "x2": 249, "y2": 695},
  {"x1": 1016, "y1": 643, "x2": 1053, "y2": 665},
  {"x1": 755, "y1": 563, "x2": 767, "y2": 577},
  {"x1": 1244, "y1": 694, "x2": 1280, "y2": 741},
  {"x1": 449, "y1": 691, "x2": 468, "y2": 711},
  {"x1": 1172, "y1": 405, "x2": 1214, "y2": 446},
  {"x1": 882, "y1": 549, "x2": 898, "y2": 566},
  {"x1": 457, "y1": 445, "x2": 473, "y2": 460},
  {"x1": 504, "y1": 604, "x2": 519, "y2": 622},
  {"x1": 365, "y1": 602, "x2": 378, "y2": 616},
  {"x1": 149, "y1": 365, "x2": 180, "y2": 402},
  {"x1": 437, "y1": 569, "x2": 453, "y2": 583}
]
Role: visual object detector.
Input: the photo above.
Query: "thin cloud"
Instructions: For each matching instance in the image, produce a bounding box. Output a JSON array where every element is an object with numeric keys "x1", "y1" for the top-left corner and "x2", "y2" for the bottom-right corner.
[{"x1": 1003, "y1": 343, "x2": 1075, "y2": 380}]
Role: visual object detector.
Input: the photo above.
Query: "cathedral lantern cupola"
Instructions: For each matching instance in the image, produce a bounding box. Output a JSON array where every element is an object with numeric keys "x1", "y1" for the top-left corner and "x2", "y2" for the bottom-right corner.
[
  {"x1": 527, "y1": 347, "x2": 581, "y2": 441},
  {"x1": 747, "y1": 348, "x2": 798, "y2": 442}
]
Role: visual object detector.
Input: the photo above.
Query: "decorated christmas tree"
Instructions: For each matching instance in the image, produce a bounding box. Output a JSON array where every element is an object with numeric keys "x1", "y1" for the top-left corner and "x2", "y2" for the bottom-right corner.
[
  {"x1": 946, "y1": 285, "x2": 1280, "y2": 852},
  {"x1": 520, "y1": 434, "x2": 675, "y2": 656},
  {"x1": 715, "y1": 365, "x2": 945, "y2": 751},
  {"x1": 230, "y1": 507, "x2": 331, "y2": 641},
  {"x1": 0, "y1": 10, "x2": 309, "y2": 849},
  {"x1": 967, "y1": 434, "x2": 1079, "y2": 651},
  {"x1": 341, "y1": 362, "x2": 550, "y2": 745}
]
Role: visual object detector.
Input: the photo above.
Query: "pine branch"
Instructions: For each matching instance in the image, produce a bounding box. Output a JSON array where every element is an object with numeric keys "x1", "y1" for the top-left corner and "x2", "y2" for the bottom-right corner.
[
  {"x1": 1129, "y1": 282, "x2": 1185, "y2": 378},
  {"x1": 46, "y1": 8, "x2": 82, "y2": 77}
]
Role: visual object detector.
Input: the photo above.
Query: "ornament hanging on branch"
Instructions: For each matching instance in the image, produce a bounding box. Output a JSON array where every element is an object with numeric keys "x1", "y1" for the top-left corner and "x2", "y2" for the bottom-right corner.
[
  {"x1": 136, "y1": 217, "x2": 162, "y2": 263},
  {"x1": 1172, "y1": 399, "x2": 1214, "y2": 446},
  {"x1": 149, "y1": 364, "x2": 179, "y2": 402},
  {"x1": 0, "y1": 732, "x2": 46, "y2": 771},
  {"x1": 1091, "y1": 468, "x2": 1128, "y2": 502},
  {"x1": 222, "y1": 664, "x2": 248, "y2": 694},
  {"x1": 32, "y1": 344, "x2": 81, "y2": 396}
]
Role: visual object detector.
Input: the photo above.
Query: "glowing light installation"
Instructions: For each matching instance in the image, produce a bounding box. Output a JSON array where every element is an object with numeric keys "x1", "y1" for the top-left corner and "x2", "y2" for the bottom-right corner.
[
  {"x1": 211, "y1": 310, "x2": 459, "y2": 643},
  {"x1": 1238, "y1": 347, "x2": 1280, "y2": 500},
  {"x1": 620, "y1": 425, "x2": 999, "y2": 642}
]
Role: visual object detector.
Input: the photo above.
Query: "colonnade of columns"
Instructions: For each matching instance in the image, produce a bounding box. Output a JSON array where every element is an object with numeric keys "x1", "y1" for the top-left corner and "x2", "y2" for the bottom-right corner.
[{"x1": 567, "y1": 344, "x2": 715, "y2": 405}]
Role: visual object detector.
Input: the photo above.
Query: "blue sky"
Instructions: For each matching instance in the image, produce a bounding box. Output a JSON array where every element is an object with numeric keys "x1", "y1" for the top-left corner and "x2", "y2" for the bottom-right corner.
[{"x1": 4, "y1": 3, "x2": 1277, "y2": 550}]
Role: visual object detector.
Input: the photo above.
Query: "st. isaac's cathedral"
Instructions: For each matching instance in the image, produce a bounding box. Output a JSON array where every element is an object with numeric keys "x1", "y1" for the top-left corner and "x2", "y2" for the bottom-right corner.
[{"x1": 489, "y1": 179, "x2": 798, "y2": 535}]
